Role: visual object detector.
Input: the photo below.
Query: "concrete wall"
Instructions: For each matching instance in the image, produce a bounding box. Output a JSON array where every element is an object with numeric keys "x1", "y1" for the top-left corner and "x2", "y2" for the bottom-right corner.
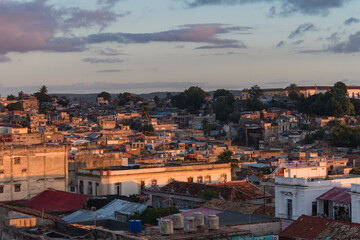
[
  {"x1": 284, "y1": 166, "x2": 327, "y2": 178},
  {"x1": 351, "y1": 184, "x2": 360, "y2": 223},
  {"x1": 232, "y1": 221, "x2": 281, "y2": 236},
  {"x1": 275, "y1": 176, "x2": 360, "y2": 220},
  {"x1": 77, "y1": 163, "x2": 231, "y2": 196},
  {"x1": 0, "y1": 145, "x2": 68, "y2": 201}
]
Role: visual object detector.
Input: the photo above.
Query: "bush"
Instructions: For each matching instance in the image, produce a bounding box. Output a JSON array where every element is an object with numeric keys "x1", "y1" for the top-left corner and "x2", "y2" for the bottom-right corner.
[
  {"x1": 130, "y1": 207, "x2": 179, "y2": 225},
  {"x1": 198, "y1": 189, "x2": 217, "y2": 200}
]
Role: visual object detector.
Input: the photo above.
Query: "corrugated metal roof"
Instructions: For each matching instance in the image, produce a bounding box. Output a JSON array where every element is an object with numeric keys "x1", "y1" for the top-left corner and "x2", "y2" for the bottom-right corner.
[
  {"x1": 316, "y1": 187, "x2": 351, "y2": 204},
  {"x1": 62, "y1": 199, "x2": 146, "y2": 223}
]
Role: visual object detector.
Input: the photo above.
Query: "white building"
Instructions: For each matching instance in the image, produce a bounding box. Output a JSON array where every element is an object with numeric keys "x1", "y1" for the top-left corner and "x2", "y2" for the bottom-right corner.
[
  {"x1": 275, "y1": 176, "x2": 360, "y2": 220},
  {"x1": 351, "y1": 184, "x2": 360, "y2": 224},
  {"x1": 76, "y1": 163, "x2": 231, "y2": 197}
]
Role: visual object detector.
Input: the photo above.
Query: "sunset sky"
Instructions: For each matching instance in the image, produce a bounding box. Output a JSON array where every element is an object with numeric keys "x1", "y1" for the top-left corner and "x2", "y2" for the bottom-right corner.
[{"x1": 1, "y1": 0, "x2": 360, "y2": 95}]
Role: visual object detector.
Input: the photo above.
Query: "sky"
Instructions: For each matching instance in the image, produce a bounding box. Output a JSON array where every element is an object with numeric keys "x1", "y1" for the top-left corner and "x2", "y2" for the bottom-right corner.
[{"x1": 1, "y1": 0, "x2": 360, "y2": 95}]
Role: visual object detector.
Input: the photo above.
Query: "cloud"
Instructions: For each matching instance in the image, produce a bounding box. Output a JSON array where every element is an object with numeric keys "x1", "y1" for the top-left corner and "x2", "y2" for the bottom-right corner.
[
  {"x1": 266, "y1": 80, "x2": 289, "y2": 85},
  {"x1": 185, "y1": 0, "x2": 270, "y2": 8},
  {"x1": 200, "y1": 51, "x2": 245, "y2": 56},
  {"x1": 185, "y1": 0, "x2": 352, "y2": 16},
  {"x1": 276, "y1": 41, "x2": 286, "y2": 48},
  {"x1": 273, "y1": 0, "x2": 351, "y2": 17},
  {"x1": 292, "y1": 40, "x2": 304, "y2": 45},
  {"x1": 61, "y1": 8, "x2": 129, "y2": 32},
  {"x1": 86, "y1": 24, "x2": 250, "y2": 49},
  {"x1": 288, "y1": 23, "x2": 317, "y2": 39},
  {"x1": 0, "y1": 55, "x2": 11, "y2": 63},
  {"x1": 0, "y1": 0, "x2": 125, "y2": 54},
  {"x1": 98, "y1": 47, "x2": 127, "y2": 56},
  {"x1": 327, "y1": 31, "x2": 360, "y2": 53},
  {"x1": 326, "y1": 32, "x2": 341, "y2": 44},
  {"x1": 344, "y1": 17, "x2": 360, "y2": 25},
  {"x1": 82, "y1": 57, "x2": 125, "y2": 64},
  {"x1": 97, "y1": 0, "x2": 122, "y2": 7},
  {"x1": 97, "y1": 69, "x2": 126, "y2": 73}
]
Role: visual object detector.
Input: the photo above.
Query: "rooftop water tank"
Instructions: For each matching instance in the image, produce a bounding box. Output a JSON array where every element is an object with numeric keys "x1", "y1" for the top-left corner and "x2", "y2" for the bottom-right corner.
[
  {"x1": 192, "y1": 212, "x2": 204, "y2": 227},
  {"x1": 172, "y1": 214, "x2": 184, "y2": 229},
  {"x1": 160, "y1": 219, "x2": 173, "y2": 235},
  {"x1": 184, "y1": 217, "x2": 196, "y2": 232},
  {"x1": 206, "y1": 215, "x2": 219, "y2": 230}
]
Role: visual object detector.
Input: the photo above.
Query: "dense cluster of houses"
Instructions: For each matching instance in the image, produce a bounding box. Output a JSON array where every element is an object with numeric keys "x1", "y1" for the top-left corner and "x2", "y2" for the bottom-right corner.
[{"x1": 0, "y1": 88, "x2": 360, "y2": 239}]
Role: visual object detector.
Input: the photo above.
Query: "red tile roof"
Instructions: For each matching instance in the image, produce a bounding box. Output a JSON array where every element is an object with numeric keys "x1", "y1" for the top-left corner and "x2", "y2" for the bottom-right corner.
[
  {"x1": 316, "y1": 187, "x2": 351, "y2": 204},
  {"x1": 279, "y1": 215, "x2": 360, "y2": 240},
  {"x1": 24, "y1": 189, "x2": 90, "y2": 212},
  {"x1": 0, "y1": 202, "x2": 59, "y2": 220},
  {"x1": 160, "y1": 181, "x2": 268, "y2": 202}
]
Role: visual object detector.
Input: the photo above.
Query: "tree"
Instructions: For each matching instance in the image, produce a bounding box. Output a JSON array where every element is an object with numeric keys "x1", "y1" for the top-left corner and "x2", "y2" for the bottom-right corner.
[
  {"x1": 350, "y1": 167, "x2": 360, "y2": 175},
  {"x1": 216, "y1": 150, "x2": 239, "y2": 175},
  {"x1": 172, "y1": 86, "x2": 209, "y2": 112},
  {"x1": 212, "y1": 89, "x2": 235, "y2": 122},
  {"x1": 142, "y1": 124, "x2": 154, "y2": 135},
  {"x1": 296, "y1": 82, "x2": 354, "y2": 117},
  {"x1": 331, "y1": 81, "x2": 348, "y2": 98},
  {"x1": 39, "y1": 85, "x2": 48, "y2": 95},
  {"x1": 329, "y1": 124, "x2": 360, "y2": 148},
  {"x1": 153, "y1": 95, "x2": 160, "y2": 105},
  {"x1": 7, "y1": 94, "x2": 16, "y2": 100},
  {"x1": 6, "y1": 102, "x2": 23, "y2": 111},
  {"x1": 246, "y1": 85, "x2": 264, "y2": 111},
  {"x1": 97, "y1": 91, "x2": 112, "y2": 102},
  {"x1": 118, "y1": 92, "x2": 136, "y2": 106},
  {"x1": 213, "y1": 89, "x2": 235, "y2": 103},
  {"x1": 287, "y1": 83, "x2": 301, "y2": 100},
  {"x1": 34, "y1": 85, "x2": 52, "y2": 103},
  {"x1": 141, "y1": 105, "x2": 150, "y2": 120}
]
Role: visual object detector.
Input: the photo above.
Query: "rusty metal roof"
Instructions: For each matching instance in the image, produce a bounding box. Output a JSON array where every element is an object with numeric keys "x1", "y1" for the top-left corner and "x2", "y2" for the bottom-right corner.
[{"x1": 316, "y1": 187, "x2": 351, "y2": 204}]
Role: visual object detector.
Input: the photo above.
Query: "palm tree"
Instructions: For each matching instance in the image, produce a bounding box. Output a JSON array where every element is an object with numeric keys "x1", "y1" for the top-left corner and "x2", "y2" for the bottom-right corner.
[
  {"x1": 141, "y1": 105, "x2": 150, "y2": 120},
  {"x1": 216, "y1": 150, "x2": 239, "y2": 176}
]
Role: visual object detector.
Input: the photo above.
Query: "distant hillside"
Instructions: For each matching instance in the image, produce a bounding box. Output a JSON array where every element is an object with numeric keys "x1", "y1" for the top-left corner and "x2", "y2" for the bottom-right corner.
[
  {"x1": 51, "y1": 91, "x2": 181, "y2": 102},
  {"x1": 51, "y1": 90, "x2": 242, "y2": 102}
]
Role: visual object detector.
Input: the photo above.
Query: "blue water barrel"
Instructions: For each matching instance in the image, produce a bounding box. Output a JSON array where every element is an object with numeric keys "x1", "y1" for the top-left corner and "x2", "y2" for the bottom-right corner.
[
  {"x1": 134, "y1": 220, "x2": 142, "y2": 233},
  {"x1": 128, "y1": 220, "x2": 135, "y2": 233}
]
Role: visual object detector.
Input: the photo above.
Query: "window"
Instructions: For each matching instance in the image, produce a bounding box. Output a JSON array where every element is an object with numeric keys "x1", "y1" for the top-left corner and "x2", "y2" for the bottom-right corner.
[
  {"x1": 0, "y1": 185, "x2": 3, "y2": 193},
  {"x1": 14, "y1": 157, "x2": 20, "y2": 165},
  {"x1": 79, "y1": 180, "x2": 84, "y2": 194},
  {"x1": 221, "y1": 174, "x2": 227, "y2": 183},
  {"x1": 95, "y1": 183, "x2": 99, "y2": 196},
  {"x1": 0, "y1": 158, "x2": 3, "y2": 165},
  {"x1": 197, "y1": 176, "x2": 203, "y2": 183},
  {"x1": 69, "y1": 186, "x2": 76, "y2": 192},
  {"x1": 0, "y1": 170, "x2": 4, "y2": 174},
  {"x1": 140, "y1": 180, "x2": 145, "y2": 189},
  {"x1": 312, "y1": 201, "x2": 317, "y2": 216},
  {"x1": 88, "y1": 181, "x2": 93, "y2": 195},
  {"x1": 187, "y1": 177, "x2": 193, "y2": 183},
  {"x1": 115, "y1": 183, "x2": 121, "y2": 195},
  {"x1": 14, "y1": 184, "x2": 21, "y2": 192},
  {"x1": 151, "y1": 179, "x2": 157, "y2": 187},
  {"x1": 287, "y1": 199, "x2": 293, "y2": 218},
  {"x1": 205, "y1": 175, "x2": 211, "y2": 183}
]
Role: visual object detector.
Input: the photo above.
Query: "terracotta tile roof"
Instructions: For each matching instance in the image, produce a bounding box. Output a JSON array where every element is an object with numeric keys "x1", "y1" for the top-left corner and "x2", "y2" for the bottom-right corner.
[
  {"x1": 211, "y1": 180, "x2": 269, "y2": 198},
  {"x1": 316, "y1": 187, "x2": 351, "y2": 204},
  {"x1": 205, "y1": 199, "x2": 275, "y2": 217},
  {"x1": 160, "y1": 181, "x2": 268, "y2": 202},
  {"x1": 278, "y1": 215, "x2": 360, "y2": 240}
]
